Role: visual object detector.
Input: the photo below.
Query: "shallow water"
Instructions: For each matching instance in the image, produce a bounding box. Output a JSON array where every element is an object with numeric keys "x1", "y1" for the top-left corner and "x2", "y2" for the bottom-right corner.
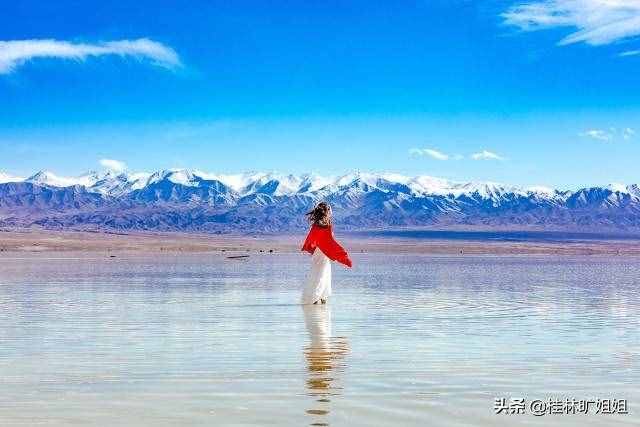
[{"x1": 0, "y1": 253, "x2": 638, "y2": 426}]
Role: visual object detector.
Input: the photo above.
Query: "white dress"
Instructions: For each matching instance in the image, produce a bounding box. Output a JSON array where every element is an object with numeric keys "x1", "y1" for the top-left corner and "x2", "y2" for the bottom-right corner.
[{"x1": 301, "y1": 248, "x2": 332, "y2": 304}]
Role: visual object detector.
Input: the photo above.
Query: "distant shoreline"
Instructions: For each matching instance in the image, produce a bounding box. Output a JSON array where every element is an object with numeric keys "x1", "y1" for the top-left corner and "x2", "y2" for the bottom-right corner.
[
  {"x1": 349, "y1": 228, "x2": 640, "y2": 243},
  {"x1": 2, "y1": 228, "x2": 640, "y2": 256}
]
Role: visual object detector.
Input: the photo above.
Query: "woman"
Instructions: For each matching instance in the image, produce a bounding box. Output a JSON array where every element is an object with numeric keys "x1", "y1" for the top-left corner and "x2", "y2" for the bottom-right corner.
[{"x1": 301, "y1": 202, "x2": 352, "y2": 305}]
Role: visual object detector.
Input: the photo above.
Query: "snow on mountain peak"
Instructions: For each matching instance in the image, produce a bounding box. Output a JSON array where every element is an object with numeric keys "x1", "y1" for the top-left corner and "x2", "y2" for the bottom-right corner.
[
  {"x1": 607, "y1": 183, "x2": 630, "y2": 193},
  {"x1": 87, "y1": 171, "x2": 147, "y2": 196},
  {"x1": 26, "y1": 170, "x2": 89, "y2": 188},
  {"x1": 0, "y1": 171, "x2": 25, "y2": 184},
  {"x1": 526, "y1": 185, "x2": 555, "y2": 195},
  {"x1": 146, "y1": 168, "x2": 200, "y2": 187}
]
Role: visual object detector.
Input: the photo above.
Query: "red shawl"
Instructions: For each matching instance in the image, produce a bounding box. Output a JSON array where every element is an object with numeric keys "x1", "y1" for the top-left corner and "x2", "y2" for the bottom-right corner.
[{"x1": 302, "y1": 224, "x2": 353, "y2": 268}]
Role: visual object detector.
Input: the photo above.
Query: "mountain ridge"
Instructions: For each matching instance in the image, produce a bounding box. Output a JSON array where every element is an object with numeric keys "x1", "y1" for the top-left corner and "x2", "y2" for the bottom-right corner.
[{"x1": 1, "y1": 168, "x2": 640, "y2": 232}]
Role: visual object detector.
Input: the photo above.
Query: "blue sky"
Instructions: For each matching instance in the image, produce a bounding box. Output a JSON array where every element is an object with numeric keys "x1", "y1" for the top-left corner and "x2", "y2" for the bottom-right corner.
[{"x1": 1, "y1": 0, "x2": 640, "y2": 188}]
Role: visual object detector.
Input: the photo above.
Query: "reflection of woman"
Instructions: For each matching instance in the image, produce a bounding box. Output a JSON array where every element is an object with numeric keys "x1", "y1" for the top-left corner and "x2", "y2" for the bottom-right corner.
[{"x1": 302, "y1": 304, "x2": 349, "y2": 416}]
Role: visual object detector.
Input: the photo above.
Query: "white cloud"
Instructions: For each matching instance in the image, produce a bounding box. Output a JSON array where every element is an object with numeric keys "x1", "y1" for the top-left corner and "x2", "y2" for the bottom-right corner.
[
  {"x1": 411, "y1": 148, "x2": 508, "y2": 161},
  {"x1": 623, "y1": 127, "x2": 635, "y2": 139},
  {"x1": 580, "y1": 129, "x2": 612, "y2": 141},
  {"x1": 502, "y1": 0, "x2": 640, "y2": 46},
  {"x1": 471, "y1": 150, "x2": 505, "y2": 161},
  {"x1": 100, "y1": 158, "x2": 127, "y2": 172},
  {"x1": 423, "y1": 148, "x2": 450, "y2": 160},
  {"x1": 409, "y1": 148, "x2": 451, "y2": 160},
  {"x1": 0, "y1": 38, "x2": 181, "y2": 74},
  {"x1": 579, "y1": 127, "x2": 634, "y2": 141},
  {"x1": 620, "y1": 49, "x2": 640, "y2": 57}
]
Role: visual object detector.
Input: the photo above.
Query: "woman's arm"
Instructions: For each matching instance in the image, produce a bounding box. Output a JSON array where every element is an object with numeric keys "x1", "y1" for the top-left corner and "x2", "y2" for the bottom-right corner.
[
  {"x1": 318, "y1": 226, "x2": 352, "y2": 268},
  {"x1": 301, "y1": 225, "x2": 317, "y2": 254}
]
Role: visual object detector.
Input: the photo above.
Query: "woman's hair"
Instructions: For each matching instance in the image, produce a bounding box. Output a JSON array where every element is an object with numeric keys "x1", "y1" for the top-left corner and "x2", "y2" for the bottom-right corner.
[{"x1": 305, "y1": 202, "x2": 332, "y2": 227}]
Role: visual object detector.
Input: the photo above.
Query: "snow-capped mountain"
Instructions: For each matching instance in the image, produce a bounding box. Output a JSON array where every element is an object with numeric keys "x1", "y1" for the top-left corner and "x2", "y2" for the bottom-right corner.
[
  {"x1": 23, "y1": 170, "x2": 151, "y2": 196},
  {"x1": 1, "y1": 168, "x2": 640, "y2": 232},
  {"x1": 88, "y1": 171, "x2": 151, "y2": 196}
]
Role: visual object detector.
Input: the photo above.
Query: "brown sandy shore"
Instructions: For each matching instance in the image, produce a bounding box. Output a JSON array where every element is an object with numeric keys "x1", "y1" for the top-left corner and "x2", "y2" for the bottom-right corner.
[{"x1": 2, "y1": 228, "x2": 640, "y2": 256}]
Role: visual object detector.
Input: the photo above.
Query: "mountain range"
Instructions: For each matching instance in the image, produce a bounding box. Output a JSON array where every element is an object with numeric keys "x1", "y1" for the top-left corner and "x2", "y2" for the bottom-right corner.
[{"x1": 1, "y1": 169, "x2": 640, "y2": 232}]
